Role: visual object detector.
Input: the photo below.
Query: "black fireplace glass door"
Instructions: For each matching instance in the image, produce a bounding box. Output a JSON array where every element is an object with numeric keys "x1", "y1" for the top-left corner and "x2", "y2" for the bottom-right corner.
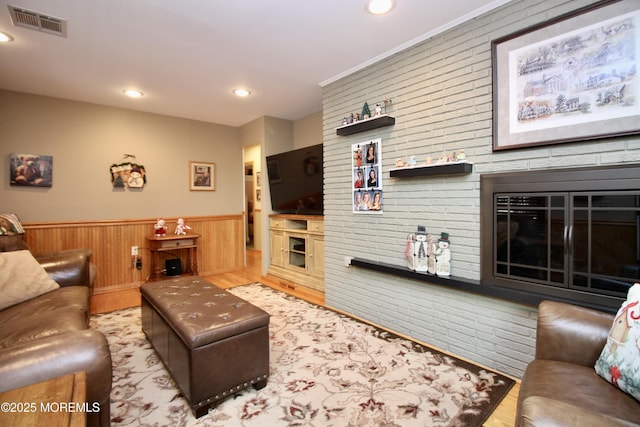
[
  {"x1": 571, "y1": 192, "x2": 640, "y2": 296},
  {"x1": 495, "y1": 194, "x2": 567, "y2": 287}
]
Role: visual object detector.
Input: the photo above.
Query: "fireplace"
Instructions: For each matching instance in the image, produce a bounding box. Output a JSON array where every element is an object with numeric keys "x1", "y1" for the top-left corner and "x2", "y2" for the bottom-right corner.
[{"x1": 480, "y1": 164, "x2": 640, "y2": 311}]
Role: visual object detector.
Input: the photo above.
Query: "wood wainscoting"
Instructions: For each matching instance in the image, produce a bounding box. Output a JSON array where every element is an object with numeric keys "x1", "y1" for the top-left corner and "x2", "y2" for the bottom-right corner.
[{"x1": 23, "y1": 215, "x2": 245, "y2": 312}]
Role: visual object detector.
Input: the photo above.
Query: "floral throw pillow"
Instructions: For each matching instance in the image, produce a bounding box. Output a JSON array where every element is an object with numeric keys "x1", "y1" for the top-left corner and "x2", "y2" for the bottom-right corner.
[{"x1": 595, "y1": 283, "x2": 640, "y2": 402}]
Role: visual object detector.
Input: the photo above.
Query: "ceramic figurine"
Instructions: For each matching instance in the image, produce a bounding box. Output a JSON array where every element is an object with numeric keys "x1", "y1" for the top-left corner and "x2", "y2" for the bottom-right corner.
[
  {"x1": 435, "y1": 232, "x2": 451, "y2": 277},
  {"x1": 405, "y1": 233, "x2": 416, "y2": 271},
  {"x1": 154, "y1": 218, "x2": 167, "y2": 236},
  {"x1": 174, "y1": 218, "x2": 192, "y2": 235},
  {"x1": 362, "y1": 102, "x2": 371, "y2": 120},
  {"x1": 374, "y1": 103, "x2": 383, "y2": 116},
  {"x1": 413, "y1": 226, "x2": 428, "y2": 272},
  {"x1": 427, "y1": 234, "x2": 437, "y2": 275},
  {"x1": 383, "y1": 98, "x2": 392, "y2": 113}
]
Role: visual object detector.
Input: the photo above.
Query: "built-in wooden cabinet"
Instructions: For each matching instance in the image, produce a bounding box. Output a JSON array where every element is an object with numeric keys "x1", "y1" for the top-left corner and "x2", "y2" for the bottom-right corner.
[{"x1": 268, "y1": 214, "x2": 324, "y2": 292}]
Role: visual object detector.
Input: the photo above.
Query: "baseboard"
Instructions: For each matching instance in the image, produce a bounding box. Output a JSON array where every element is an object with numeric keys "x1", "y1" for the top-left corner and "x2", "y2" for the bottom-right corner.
[
  {"x1": 91, "y1": 283, "x2": 142, "y2": 314},
  {"x1": 261, "y1": 274, "x2": 325, "y2": 306}
]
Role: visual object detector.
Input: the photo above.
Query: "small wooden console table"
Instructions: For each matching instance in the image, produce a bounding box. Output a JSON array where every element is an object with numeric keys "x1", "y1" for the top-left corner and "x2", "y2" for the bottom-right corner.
[{"x1": 146, "y1": 233, "x2": 200, "y2": 281}]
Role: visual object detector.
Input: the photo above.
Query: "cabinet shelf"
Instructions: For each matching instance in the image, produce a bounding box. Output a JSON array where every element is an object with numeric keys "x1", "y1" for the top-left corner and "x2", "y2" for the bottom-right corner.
[
  {"x1": 336, "y1": 114, "x2": 395, "y2": 136},
  {"x1": 389, "y1": 161, "x2": 473, "y2": 178}
]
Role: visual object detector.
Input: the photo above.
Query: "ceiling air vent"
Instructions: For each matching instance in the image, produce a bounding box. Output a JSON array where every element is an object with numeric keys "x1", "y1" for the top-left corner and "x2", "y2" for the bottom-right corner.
[{"x1": 8, "y1": 5, "x2": 67, "y2": 37}]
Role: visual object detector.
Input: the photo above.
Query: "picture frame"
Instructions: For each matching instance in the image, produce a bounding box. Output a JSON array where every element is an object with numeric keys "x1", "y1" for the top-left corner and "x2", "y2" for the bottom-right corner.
[
  {"x1": 189, "y1": 161, "x2": 215, "y2": 191},
  {"x1": 352, "y1": 138, "x2": 383, "y2": 214},
  {"x1": 10, "y1": 153, "x2": 53, "y2": 187},
  {"x1": 492, "y1": 0, "x2": 640, "y2": 151}
]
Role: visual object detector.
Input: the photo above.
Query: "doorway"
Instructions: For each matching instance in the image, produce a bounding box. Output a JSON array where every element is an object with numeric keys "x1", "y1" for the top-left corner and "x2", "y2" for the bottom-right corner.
[{"x1": 244, "y1": 161, "x2": 255, "y2": 249}]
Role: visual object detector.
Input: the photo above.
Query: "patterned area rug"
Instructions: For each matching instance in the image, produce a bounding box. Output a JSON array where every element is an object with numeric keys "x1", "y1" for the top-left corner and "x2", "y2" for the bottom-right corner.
[{"x1": 91, "y1": 283, "x2": 514, "y2": 426}]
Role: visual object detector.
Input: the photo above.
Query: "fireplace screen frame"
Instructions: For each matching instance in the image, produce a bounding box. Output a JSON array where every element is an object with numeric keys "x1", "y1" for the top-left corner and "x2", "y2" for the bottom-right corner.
[{"x1": 480, "y1": 164, "x2": 640, "y2": 311}]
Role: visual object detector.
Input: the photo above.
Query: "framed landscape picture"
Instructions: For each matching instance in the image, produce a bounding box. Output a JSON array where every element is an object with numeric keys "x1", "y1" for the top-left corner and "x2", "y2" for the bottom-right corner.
[
  {"x1": 189, "y1": 161, "x2": 215, "y2": 191},
  {"x1": 492, "y1": 0, "x2": 640, "y2": 150}
]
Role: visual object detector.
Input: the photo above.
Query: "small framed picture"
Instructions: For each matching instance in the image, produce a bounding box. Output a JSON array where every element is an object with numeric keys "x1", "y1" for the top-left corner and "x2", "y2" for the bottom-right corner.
[
  {"x1": 10, "y1": 153, "x2": 53, "y2": 187},
  {"x1": 189, "y1": 161, "x2": 215, "y2": 191}
]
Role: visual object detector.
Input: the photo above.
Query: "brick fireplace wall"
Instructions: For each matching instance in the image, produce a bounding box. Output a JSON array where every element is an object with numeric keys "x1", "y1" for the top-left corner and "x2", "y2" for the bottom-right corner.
[{"x1": 321, "y1": 0, "x2": 640, "y2": 378}]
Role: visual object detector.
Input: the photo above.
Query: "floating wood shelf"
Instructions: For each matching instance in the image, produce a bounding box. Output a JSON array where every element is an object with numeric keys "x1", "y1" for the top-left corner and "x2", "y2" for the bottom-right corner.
[
  {"x1": 349, "y1": 257, "x2": 617, "y2": 313},
  {"x1": 336, "y1": 114, "x2": 395, "y2": 136},
  {"x1": 389, "y1": 162, "x2": 473, "y2": 178}
]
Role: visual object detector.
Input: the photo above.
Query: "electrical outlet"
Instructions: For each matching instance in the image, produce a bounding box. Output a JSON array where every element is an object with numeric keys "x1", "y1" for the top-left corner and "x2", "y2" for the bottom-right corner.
[
  {"x1": 131, "y1": 246, "x2": 138, "y2": 256},
  {"x1": 136, "y1": 259, "x2": 142, "y2": 270}
]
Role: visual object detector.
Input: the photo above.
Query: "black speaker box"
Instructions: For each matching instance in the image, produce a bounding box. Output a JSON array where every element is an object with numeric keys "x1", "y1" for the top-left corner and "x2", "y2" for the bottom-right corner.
[{"x1": 165, "y1": 259, "x2": 182, "y2": 276}]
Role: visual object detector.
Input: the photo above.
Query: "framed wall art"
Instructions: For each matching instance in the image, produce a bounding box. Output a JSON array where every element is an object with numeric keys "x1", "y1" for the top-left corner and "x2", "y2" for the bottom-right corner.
[
  {"x1": 10, "y1": 153, "x2": 53, "y2": 187},
  {"x1": 110, "y1": 160, "x2": 146, "y2": 189},
  {"x1": 352, "y1": 138, "x2": 383, "y2": 214},
  {"x1": 492, "y1": 0, "x2": 640, "y2": 151},
  {"x1": 189, "y1": 161, "x2": 215, "y2": 191}
]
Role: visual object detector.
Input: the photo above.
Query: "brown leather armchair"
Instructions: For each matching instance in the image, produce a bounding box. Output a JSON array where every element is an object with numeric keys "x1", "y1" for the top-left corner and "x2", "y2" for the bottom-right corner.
[
  {"x1": 517, "y1": 300, "x2": 640, "y2": 427},
  {"x1": 0, "y1": 248, "x2": 112, "y2": 427}
]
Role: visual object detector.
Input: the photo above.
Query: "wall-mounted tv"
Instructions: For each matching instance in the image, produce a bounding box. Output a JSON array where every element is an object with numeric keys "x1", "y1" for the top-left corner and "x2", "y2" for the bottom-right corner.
[{"x1": 266, "y1": 144, "x2": 323, "y2": 215}]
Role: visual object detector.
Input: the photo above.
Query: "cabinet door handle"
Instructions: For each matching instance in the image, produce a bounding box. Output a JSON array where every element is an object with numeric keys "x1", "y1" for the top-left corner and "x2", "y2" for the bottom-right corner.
[{"x1": 564, "y1": 225, "x2": 574, "y2": 255}]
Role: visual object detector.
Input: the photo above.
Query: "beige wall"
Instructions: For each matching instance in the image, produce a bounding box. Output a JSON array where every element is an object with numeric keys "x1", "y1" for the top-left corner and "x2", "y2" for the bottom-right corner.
[
  {"x1": 293, "y1": 111, "x2": 322, "y2": 149},
  {"x1": 240, "y1": 116, "x2": 294, "y2": 272},
  {"x1": 0, "y1": 89, "x2": 323, "y2": 267},
  {"x1": 243, "y1": 144, "x2": 262, "y2": 250},
  {"x1": 1, "y1": 90, "x2": 243, "y2": 222}
]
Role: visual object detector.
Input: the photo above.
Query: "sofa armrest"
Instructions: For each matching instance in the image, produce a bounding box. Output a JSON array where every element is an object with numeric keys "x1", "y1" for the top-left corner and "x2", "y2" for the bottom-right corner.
[
  {"x1": 520, "y1": 396, "x2": 634, "y2": 427},
  {"x1": 0, "y1": 330, "x2": 112, "y2": 412},
  {"x1": 34, "y1": 248, "x2": 93, "y2": 288},
  {"x1": 535, "y1": 300, "x2": 613, "y2": 366}
]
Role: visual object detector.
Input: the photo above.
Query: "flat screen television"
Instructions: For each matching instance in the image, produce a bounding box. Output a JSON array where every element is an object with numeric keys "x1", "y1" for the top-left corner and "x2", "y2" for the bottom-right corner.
[{"x1": 266, "y1": 144, "x2": 323, "y2": 215}]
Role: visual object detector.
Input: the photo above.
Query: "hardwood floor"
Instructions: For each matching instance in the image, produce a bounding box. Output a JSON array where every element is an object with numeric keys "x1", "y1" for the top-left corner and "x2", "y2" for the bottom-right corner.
[{"x1": 92, "y1": 249, "x2": 519, "y2": 426}]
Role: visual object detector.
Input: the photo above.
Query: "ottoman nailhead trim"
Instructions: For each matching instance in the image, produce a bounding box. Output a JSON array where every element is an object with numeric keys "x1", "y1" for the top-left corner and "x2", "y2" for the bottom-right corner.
[{"x1": 192, "y1": 375, "x2": 269, "y2": 412}]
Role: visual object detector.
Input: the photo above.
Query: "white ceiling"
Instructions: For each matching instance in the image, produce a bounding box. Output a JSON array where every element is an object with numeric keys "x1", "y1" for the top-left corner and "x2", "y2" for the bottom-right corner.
[{"x1": 0, "y1": 0, "x2": 509, "y2": 127}]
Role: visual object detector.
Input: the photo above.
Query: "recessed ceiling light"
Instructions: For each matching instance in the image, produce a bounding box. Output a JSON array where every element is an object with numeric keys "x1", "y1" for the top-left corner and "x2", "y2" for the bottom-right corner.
[
  {"x1": 123, "y1": 89, "x2": 144, "y2": 98},
  {"x1": 366, "y1": 0, "x2": 394, "y2": 15},
  {"x1": 233, "y1": 88, "x2": 251, "y2": 97},
  {"x1": 0, "y1": 31, "x2": 14, "y2": 42}
]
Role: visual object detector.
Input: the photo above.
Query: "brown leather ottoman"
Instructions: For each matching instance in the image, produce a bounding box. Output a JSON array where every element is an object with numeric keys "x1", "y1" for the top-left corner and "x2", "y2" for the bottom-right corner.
[{"x1": 140, "y1": 277, "x2": 270, "y2": 417}]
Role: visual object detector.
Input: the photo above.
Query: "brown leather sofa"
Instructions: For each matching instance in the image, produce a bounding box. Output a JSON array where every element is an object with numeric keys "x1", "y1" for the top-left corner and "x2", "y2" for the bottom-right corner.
[
  {"x1": 517, "y1": 300, "x2": 640, "y2": 427},
  {"x1": 0, "y1": 248, "x2": 112, "y2": 427}
]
